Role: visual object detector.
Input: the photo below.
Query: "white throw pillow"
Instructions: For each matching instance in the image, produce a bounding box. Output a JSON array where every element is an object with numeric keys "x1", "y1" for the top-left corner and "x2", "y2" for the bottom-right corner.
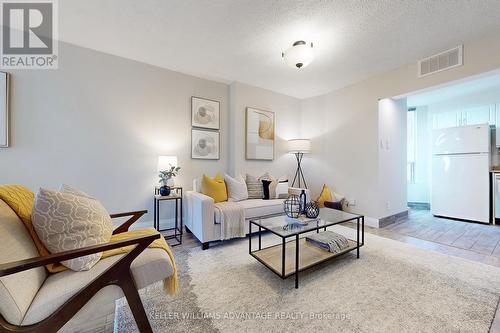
[
  {"x1": 276, "y1": 177, "x2": 289, "y2": 199},
  {"x1": 224, "y1": 174, "x2": 248, "y2": 201},
  {"x1": 32, "y1": 187, "x2": 113, "y2": 271}
]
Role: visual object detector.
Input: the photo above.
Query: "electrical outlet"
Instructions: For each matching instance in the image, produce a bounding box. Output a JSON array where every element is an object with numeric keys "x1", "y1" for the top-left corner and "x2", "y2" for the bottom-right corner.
[
  {"x1": 349, "y1": 199, "x2": 356, "y2": 207},
  {"x1": 386, "y1": 201, "x2": 390, "y2": 210}
]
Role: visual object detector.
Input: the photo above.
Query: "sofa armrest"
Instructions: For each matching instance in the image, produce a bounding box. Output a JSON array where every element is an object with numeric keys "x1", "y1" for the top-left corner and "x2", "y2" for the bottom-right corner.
[
  {"x1": 185, "y1": 191, "x2": 215, "y2": 243},
  {"x1": 288, "y1": 187, "x2": 311, "y2": 203}
]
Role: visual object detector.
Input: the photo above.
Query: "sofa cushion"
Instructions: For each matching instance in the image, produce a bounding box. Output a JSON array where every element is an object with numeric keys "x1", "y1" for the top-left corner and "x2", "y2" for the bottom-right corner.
[
  {"x1": 32, "y1": 188, "x2": 113, "y2": 271},
  {"x1": 240, "y1": 199, "x2": 284, "y2": 219},
  {"x1": 22, "y1": 247, "x2": 173, "y2": 325},
  {"x1": 224, "y1": 174, "x2": 248, "y2": 202},
  {"x1": 275, "y1": 179, "x2": 289, "y2": 199},
  {"x1": 201, "y1": 174, "x2": 227, "y2": 203},
  {"x1": 261, "y1": 179, "x2": 273, "y2": 200},
  {"x1": 317, "y1": 184, "x2": 333, "y2": 208},
  {"x1": 0, "y1": 199, "x2": 47, "y2": 326},
  {"x1": 214, "y1": 199, "x2": 284, "y2": 223},
  {"x1": 246, "y1": 174, "x2": 265, "y2": 199}
]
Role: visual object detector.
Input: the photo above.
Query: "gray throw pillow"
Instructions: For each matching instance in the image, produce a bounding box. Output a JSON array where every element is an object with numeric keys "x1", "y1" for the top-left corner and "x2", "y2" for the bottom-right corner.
[
  {"x1": 246, "y1": 174, "x2": 264, "y2": 199},
  {"x1": 32, "y1": 188, "x2": 113, "y2": 271}
]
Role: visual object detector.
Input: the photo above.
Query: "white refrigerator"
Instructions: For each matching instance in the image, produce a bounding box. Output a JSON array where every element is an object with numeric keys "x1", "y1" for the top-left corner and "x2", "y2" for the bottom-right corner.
[{"x1": 431, "y1": 124, "x2": 490, "y2": 223}]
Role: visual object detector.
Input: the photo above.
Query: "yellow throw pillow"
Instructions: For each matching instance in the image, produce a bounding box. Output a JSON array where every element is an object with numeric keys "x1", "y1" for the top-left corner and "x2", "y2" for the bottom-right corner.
[
  {"x1": 316, "y1": 184, "x2": 333, "y2": 208},
  {"x1": 201, "y1": 173, "x2": 228, "y2": 203}
]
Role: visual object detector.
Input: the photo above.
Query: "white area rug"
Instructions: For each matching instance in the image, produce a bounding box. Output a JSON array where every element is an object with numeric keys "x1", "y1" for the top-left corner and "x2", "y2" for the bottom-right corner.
[{"x1": 115, "y1": 226, "x2": 500, "y2": 332}]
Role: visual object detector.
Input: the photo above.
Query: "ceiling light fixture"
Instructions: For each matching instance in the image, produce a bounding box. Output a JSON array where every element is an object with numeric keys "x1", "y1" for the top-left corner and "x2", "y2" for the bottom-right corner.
[{"x1": 282, "y1": 40, "x2": 314, "y2": 69}]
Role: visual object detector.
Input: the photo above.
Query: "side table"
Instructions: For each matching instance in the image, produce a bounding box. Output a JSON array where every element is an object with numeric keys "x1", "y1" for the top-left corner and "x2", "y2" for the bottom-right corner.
[{"x1": 154, "y1": 186, "x2": 183, "y2": 246}]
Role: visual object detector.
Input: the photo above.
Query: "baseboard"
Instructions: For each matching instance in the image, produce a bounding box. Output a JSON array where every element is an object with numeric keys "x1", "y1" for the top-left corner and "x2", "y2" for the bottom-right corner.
[
  {"x1": 378, "y1": 210, "x2": 409, "y2": 228},
  {"x1": 407, "y1": 202, "x2": 430, "y2": 210}
]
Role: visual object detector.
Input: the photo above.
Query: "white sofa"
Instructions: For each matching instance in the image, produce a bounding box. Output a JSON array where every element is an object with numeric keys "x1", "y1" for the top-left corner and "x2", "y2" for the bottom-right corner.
[{"x1": 185, "y1": 178, "x2": 311, "y2": 249}]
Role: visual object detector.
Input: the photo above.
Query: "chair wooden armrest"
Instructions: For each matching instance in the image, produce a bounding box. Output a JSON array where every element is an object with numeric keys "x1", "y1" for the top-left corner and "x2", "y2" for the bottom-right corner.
[
  {"x1": 0, "y1": 233, "x2": 159, "y2": 277},
  {"x1": 110, "y1": 210, "x2": 148, "y2": 234},
  {"x1": 0, "y1": 232, "x2": 158, "y2": 333}
]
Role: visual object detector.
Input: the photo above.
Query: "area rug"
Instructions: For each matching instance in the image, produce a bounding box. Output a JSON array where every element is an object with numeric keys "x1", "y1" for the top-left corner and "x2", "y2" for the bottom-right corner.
[{"x1": 114, "y1": 226, "x2": 500, "y2": 332}]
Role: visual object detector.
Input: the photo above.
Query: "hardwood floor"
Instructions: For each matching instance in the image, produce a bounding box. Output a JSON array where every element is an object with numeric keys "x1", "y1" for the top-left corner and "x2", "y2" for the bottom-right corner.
[{"x1": 369, "y1": 209, "x2": 500, "y2": 268}]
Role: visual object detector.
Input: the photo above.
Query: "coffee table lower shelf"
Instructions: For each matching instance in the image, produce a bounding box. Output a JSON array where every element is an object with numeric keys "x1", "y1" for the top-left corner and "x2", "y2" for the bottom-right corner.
[{"x1": 251, "y1": 238, "x2": 358, "y2": 278}]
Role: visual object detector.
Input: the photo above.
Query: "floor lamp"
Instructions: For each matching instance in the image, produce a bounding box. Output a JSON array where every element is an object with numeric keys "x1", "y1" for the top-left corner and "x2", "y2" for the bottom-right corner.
[{"x1": 288, "y1": 139, "x2": 311, "y2": 189}]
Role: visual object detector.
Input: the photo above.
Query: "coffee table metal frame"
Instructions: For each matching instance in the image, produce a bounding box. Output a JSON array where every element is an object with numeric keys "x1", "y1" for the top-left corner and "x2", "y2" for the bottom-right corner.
[{"x1": 248, "y1": 211, "x2": 364, "y2": 288}]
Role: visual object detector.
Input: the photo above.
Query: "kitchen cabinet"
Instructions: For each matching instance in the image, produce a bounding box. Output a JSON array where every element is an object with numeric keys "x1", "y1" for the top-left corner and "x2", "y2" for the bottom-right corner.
[
  {"x1": 464, "y1": 105, "x2": 493, "y2": 126},
  {"x1": 432, "y1": 104, "x2": 496, "y2": 129},
  {"x1": 432, "y1": 111, "x2": 461, "y2": 129}
]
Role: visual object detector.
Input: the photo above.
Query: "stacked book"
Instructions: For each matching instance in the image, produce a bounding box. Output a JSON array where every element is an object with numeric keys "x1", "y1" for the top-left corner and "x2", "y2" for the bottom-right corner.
[{"x1": 306, "y1": 230, "x2": 350, "y2": 254}]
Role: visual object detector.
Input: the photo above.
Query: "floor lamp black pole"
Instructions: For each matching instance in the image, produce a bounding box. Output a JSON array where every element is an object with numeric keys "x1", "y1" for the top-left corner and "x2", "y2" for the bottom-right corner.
[{"x1": 291, "y1": 152, "x2": 307, "y2": 189}]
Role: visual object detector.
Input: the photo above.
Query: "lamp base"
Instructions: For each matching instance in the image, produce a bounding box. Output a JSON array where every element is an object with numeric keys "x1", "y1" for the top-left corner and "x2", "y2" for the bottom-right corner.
[{"x1": 291, "y1": 152, "x2": 307, "y2": 189}]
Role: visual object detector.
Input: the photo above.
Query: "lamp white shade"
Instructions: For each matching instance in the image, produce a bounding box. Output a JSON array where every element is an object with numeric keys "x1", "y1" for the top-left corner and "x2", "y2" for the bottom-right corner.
[
  {"x1": 157, "y1": 156, "x2": 178, "y2": 171},
  {"x1": 288, "y1": 139, "x2": 311, "y2": 153}
]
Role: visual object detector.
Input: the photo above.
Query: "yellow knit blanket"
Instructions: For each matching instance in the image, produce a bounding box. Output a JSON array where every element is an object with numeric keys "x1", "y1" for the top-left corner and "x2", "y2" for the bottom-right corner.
[{"x1": 0, "y1": 185, "x2": 178, "y2": 295}]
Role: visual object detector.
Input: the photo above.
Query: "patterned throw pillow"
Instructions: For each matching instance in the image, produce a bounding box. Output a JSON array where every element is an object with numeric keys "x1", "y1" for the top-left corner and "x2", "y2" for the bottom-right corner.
[
  {"x1": 32, "y1": 188, "x2": 113, "y2": 271},
  {"x1": 59, "y1": 184, "x2": 94, "y2": 198},
  {"x1": 246, "y1": 174, "x2": 264, "y2": 199}
]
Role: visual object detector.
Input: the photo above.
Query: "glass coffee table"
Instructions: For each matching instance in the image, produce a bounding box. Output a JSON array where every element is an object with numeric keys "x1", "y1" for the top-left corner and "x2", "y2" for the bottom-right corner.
[{"x1": 248, "y1": 208, "x2": 364, "y2": 288}]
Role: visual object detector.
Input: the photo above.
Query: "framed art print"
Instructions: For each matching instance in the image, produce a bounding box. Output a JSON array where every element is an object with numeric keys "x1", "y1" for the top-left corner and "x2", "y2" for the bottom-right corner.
[
  {"x1": 0, "y1": 72, "x2": 9, "y2": 148},
  {"x1": 191, "y1": 96, "x2": 220, "y2": 130},
  {"x1": 192, "y1": 128, "x2": 220, "y2": 160},
  {"x1": 246, "y1": 107, "x2": 274, "y2": 160}
]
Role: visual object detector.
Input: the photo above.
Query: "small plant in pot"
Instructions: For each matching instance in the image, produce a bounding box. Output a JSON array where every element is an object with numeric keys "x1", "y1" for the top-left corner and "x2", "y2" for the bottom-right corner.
[{"x1": 158, "y1": 165, "x2": 181, "y2": 196}]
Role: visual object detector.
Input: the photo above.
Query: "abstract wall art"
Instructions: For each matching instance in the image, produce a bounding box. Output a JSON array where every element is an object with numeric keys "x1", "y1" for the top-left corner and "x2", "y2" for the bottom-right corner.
[
  {"x1": 191, "y1": 96, "x2": 220, "y2": 130},
  {"x1": 246, "y1": 107, "x2": 274, "y2": 160},
  {"x1": 192, "y1": 128, "x2": 220, "y2": 160}
]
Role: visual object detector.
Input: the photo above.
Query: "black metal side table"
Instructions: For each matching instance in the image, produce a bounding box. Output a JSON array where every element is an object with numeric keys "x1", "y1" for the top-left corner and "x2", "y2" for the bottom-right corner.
[{"x1": 154, "y1": 186, "x2": 183, "y2": 246}]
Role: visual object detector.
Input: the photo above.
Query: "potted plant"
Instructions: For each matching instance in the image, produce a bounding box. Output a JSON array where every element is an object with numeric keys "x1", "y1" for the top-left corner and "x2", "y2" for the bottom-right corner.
[{"x1": 158, "y1": 165, "x2": 181, "y2": 196}]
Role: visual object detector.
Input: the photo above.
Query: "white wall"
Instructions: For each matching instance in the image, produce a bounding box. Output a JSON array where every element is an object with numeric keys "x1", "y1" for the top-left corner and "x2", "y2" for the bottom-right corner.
[
  {"x1": 228, "y1": 82, "x2": 300, "y2": 179},
  {"x1": 0, "y1": 41, "x2": 231, "y2": 223},
  {"x1": 300, "y1": 29, "x2": 500, "y2": 219},
  {"x1": 0, "y1": 42, "x2": 304, "y2": 225},
  {"x1": 378, "y1": 98, "x2": 407, "y2": 217}
]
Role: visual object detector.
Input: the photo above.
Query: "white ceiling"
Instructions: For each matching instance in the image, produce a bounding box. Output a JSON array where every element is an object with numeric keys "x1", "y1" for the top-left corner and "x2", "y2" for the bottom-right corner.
[{"x1": 59, "y1": 0, "x2": 500, "y2": 99}]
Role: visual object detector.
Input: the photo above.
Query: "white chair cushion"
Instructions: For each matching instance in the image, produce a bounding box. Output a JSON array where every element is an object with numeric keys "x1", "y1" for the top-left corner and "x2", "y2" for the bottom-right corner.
[
  {"x1": 0, "y1": 200, "x2": 47, "y2": 326},
  {"x1": 22, "y1": 247, "x2": 173, "y2": 325}
]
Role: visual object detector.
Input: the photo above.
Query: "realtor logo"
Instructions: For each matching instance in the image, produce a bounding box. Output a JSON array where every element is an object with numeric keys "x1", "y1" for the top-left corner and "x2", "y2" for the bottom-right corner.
[{"x1": 1, "y1": 0, "x2": 58, "y2": 69}]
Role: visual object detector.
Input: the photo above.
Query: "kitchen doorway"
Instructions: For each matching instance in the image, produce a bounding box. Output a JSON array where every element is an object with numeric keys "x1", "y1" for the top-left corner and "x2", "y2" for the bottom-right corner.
[{"x1": 404, "y1": 71, "x2": 500, "y2": 223}]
